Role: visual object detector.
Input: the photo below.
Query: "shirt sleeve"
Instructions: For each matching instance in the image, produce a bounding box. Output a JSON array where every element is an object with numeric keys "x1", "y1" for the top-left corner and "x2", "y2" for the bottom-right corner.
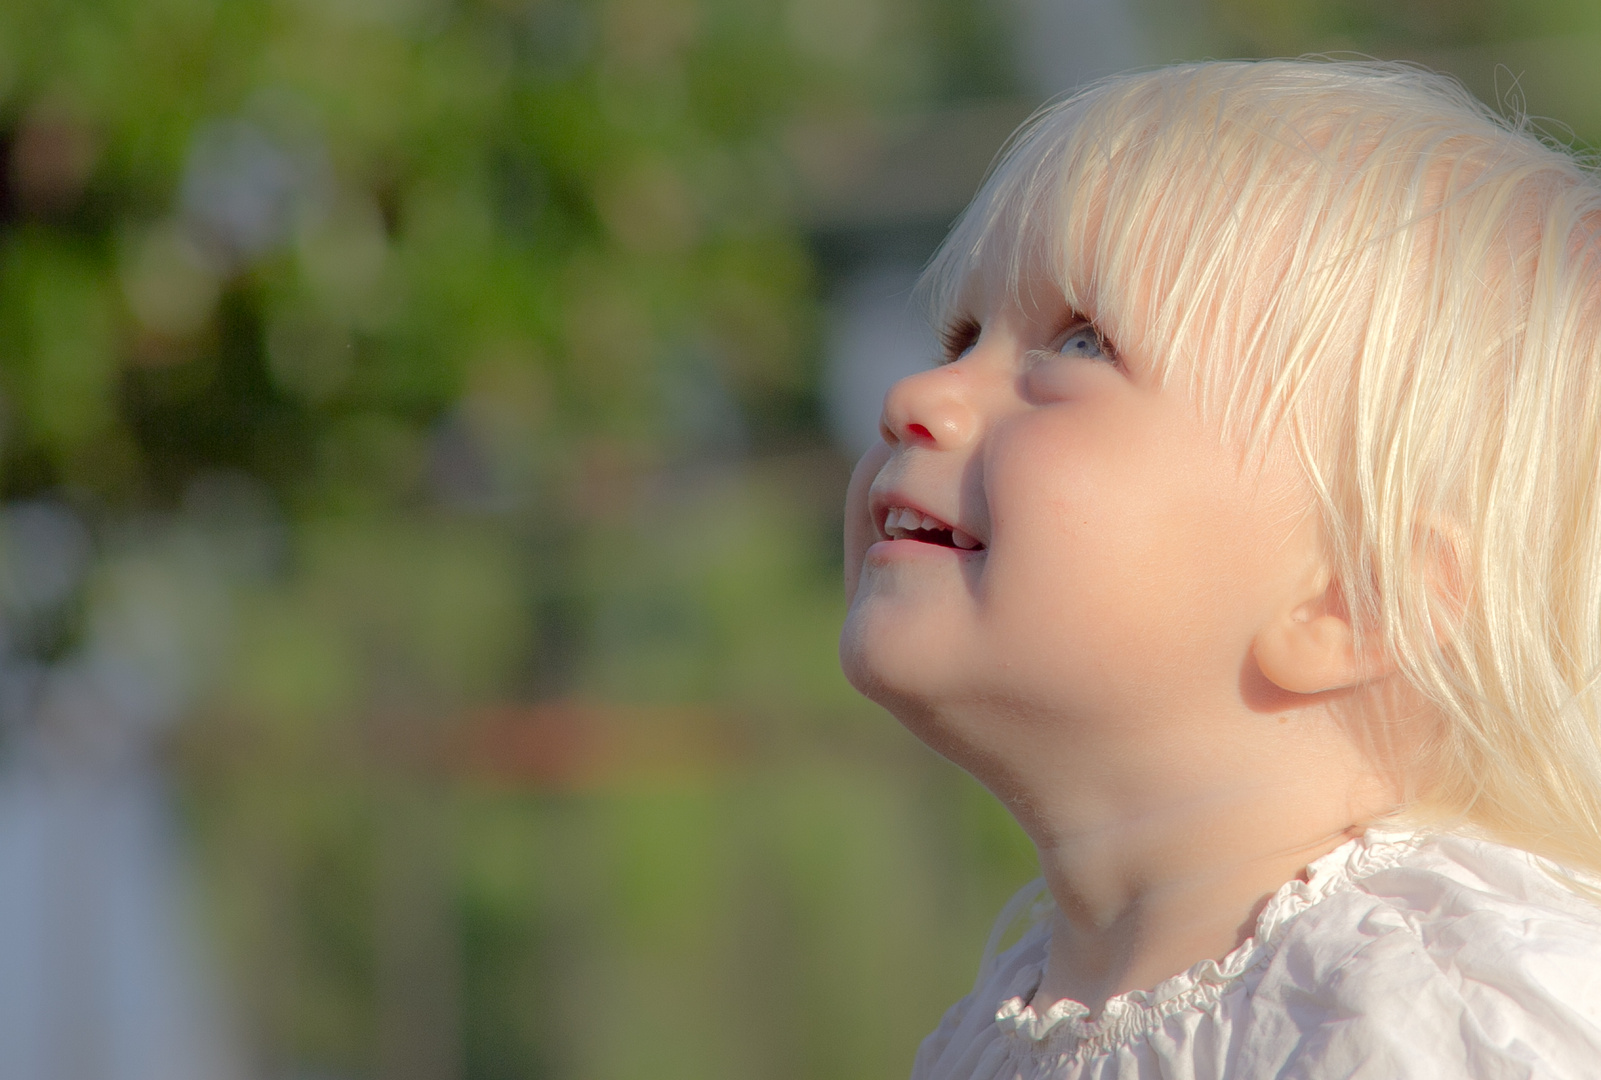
[{"x1": 1239, "y1": 838, "x2": 1601, "y2": 1080}]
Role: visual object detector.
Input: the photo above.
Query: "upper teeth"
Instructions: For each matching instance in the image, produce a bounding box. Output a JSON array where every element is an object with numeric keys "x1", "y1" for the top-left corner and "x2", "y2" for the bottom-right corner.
[
  {"x1": 886, "y1": 507, "x2": 942, "y2": 533},
  {"x1": 883, "y1": 507, "x2": 982, "y2": 549}
]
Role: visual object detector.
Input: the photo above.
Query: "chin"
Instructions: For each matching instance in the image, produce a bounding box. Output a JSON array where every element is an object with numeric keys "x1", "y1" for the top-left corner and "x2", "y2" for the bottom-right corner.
[
  {"x1": 842, "y1": 620, "x2": 1010, "y2": 790},
  {"x1": 839, "y1": 608, "x2": 957, "y2": 730}
]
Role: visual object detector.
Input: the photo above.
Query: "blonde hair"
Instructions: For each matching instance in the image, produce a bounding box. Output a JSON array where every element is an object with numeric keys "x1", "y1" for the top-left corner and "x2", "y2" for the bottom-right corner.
[{"x1": 923, "y1": 59, "x2": 1601, "y2": 877}]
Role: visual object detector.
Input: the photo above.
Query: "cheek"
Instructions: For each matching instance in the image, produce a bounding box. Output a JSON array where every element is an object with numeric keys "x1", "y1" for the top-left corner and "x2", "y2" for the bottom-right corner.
[
  {"x1": 985, "y1": 421, "x2": 1261, "y2": 658},
  {"x1": 983, "y1": 434, "x2": 1137, "y2": 643}
]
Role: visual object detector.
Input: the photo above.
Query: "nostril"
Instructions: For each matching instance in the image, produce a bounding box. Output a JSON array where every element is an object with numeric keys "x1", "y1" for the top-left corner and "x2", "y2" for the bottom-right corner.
[{"x1": 907, "y1": 423, "x2": 932, "y2": 441}]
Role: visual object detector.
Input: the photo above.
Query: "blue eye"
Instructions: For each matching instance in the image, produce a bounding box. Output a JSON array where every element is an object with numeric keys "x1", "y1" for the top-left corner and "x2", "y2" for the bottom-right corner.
[{"x1": 1057, "y1": 325, "x2": 1110, "y2": 361}]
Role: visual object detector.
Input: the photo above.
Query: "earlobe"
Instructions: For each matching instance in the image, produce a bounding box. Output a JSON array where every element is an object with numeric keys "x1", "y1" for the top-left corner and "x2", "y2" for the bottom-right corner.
[
  {"x1": 1254, "y1": 607, "x2": 1361, "y2": 695},
  {"x1": 1254, "y1": 522, "x2": 1460, "y2": 697},
  {"x1": 1253, "y1": 570, "x2": 1387, "y2": 696}
]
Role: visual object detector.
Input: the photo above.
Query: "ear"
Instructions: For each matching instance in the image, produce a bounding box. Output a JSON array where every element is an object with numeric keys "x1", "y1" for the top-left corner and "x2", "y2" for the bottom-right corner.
[{"x1": 1253, "y1": 562, "x2": 1387, "y2": 696}]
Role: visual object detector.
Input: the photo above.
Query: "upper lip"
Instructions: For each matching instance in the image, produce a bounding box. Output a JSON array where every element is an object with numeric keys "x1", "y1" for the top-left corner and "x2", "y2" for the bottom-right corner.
[{"x1": 869, "y1": 492, "x2": 985, "y2": 550}]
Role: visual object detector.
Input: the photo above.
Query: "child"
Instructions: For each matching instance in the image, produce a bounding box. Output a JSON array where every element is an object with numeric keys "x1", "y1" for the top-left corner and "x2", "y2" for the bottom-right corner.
[{"x1": 840, "y1": 59, "x2": 1601, "y2": 1078}]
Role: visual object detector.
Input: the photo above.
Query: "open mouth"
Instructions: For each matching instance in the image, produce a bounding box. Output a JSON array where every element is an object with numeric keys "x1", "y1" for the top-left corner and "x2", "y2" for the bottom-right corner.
[{"x1": 882, "y1": 507, "x2": 984, "y2": 550}]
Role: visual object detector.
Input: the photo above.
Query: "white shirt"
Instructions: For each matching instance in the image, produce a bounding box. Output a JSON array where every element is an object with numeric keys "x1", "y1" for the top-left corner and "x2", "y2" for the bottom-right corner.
[{"x1": 910, "y1": 831, "x2": 1601, "y2": 1079}]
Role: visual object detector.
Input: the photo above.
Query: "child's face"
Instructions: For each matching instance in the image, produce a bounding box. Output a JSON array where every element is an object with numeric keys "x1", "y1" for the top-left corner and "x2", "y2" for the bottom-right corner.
[{"x1": 840, "y1": 267, "x2": 1325, "y2": 786}]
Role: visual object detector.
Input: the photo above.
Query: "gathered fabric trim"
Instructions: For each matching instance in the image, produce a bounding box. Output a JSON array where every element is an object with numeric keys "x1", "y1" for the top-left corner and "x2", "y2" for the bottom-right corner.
[{"x1": 993, "y1": 829, "x2": 1424, "y2": 1058}]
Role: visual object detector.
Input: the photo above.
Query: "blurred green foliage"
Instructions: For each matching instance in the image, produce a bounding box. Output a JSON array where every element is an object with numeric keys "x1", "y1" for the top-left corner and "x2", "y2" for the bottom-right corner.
[
  {"x1": 0, "y1": 0, "x2": 1032, "y2": 1077},
  {"x1": 5, "y1": 0, "x2": 1601, "y2": 1077}
]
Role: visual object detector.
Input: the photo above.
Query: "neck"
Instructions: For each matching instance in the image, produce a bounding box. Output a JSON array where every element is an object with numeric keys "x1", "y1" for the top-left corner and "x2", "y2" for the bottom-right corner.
[
  {"x1": 1029, "y1": 817, "x2": 1366, "y2": 1015},
  {"x1": 980, "y1": 698, "x2": 1404, "y2": 1017}
]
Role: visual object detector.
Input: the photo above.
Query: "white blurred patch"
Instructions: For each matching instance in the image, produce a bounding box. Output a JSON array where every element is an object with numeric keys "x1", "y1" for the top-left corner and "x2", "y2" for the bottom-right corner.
[
  {"x1": 1009, "y1": 0, "x2": 1150, "y2": 98},
  {"x1": 0, "y1": 501, "x2": 91, "y2": 620},
  {"x1": 0, "y1": 496, "x2": 272, "y2": 1080},
  {"x1": 822, "y1": 264, "x2": 938, "y2": 460},
  {"x1": 180, "y1": 119, "x2": 307, "y2": 263}
]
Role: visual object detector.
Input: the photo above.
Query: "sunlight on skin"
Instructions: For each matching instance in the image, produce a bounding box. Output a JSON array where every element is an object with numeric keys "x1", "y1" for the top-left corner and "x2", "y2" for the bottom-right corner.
[{"x1": 840, "y1": 275, "x2": 1417, "y2": 1016}]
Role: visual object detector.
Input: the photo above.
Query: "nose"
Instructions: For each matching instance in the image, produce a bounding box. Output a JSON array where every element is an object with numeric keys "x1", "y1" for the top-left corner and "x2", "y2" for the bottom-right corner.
[{"x1": 879, "y1": 365, "x2": 978, "y2": 450}]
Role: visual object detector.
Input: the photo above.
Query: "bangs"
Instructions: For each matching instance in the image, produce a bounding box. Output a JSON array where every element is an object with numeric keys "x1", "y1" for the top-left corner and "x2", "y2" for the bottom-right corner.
[{"x1": 918, "y1": 60, "x2": 1531, "y2": 454}]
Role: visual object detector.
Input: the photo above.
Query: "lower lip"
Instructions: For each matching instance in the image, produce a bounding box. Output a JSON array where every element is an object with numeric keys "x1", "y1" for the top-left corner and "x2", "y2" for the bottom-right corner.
[{"x1": 865, "y1": 538, "x2": 985, "y2": 563}]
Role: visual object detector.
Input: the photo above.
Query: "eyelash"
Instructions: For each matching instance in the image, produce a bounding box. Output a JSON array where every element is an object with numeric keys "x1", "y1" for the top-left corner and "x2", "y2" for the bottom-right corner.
[
  {"x1": 938, "y1": 317, "x2": 980, "y2": 364},
  {"x1": 936, "y1": 315, "x2": 1119, "y2": 365}
]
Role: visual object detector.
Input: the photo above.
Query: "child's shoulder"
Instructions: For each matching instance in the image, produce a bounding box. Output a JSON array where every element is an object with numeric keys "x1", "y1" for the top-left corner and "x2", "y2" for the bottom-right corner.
[
  {"x1": 1284, "y1": 829, "x2": 1601, "y2": 976},
  {"x1": 913, "y1": 832, "x2": 1601, "y2": 1079},
  {"x1": 1246, "y1": 830, "x2": 1601, "y2": 1077}
]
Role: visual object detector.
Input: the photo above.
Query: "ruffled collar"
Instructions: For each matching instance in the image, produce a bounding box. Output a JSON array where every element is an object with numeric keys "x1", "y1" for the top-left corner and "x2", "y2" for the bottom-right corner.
[{"x1": 994, "y1": 828, "x2": 1423, "y2": 1056}]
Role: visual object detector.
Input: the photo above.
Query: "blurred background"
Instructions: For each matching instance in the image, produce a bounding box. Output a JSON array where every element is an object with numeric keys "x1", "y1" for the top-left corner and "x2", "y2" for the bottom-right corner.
[{"x1": 0, "y1": 1, "x2": 1598, "y2": 1077}]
